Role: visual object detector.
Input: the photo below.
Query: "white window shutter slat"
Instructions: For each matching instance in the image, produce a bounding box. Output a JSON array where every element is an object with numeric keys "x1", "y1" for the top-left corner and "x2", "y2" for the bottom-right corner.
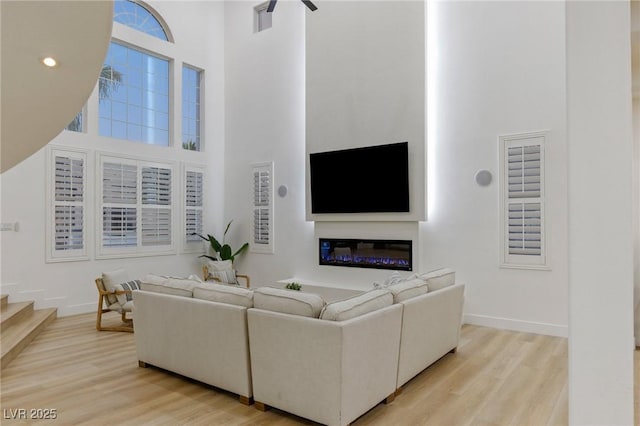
[
  {"x1": 500, "y1": 132, "x2": 548, "y2": 269},
  {"x1": 251, "y1": 162, "x2": 274, "y2": 254},
  {"x1": 50, "y1": 149, "x2": 87, "y2": 260},
  {"x1": 99, "y1": 155, "x2": 174, "y2": 256},
  {"x1": 185, "y1": 169, "x2": 204, "y2": 244},
  {"x1": 103, "y1": 162, "x2": 137, "y2": 204},
  {"x1": 103, "y1": 207, "x2": 137, "y2": 247},
  {"x1": 141, "y1": 208, "x2": 171, "y2": 246}
]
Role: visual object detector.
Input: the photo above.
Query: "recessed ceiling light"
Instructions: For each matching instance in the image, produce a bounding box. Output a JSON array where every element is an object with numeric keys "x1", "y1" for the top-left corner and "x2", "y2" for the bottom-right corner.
[{"x1": 42, "y1": 57, "x2": 57, "y2": 67}]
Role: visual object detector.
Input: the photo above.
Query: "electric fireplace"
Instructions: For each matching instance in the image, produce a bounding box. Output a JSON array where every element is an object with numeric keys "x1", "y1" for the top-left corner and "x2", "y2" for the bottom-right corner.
[{"x1": 319, "y1": 238, "x2": 412, "y2": 271}]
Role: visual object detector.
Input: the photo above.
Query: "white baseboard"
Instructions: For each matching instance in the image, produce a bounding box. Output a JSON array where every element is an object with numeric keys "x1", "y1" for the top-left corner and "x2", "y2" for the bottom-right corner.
[
  {"x1": 464, "y1": 313, "x2": 568, "y2": 338},
  {"x1": 59, "y1": 303, "x2": 95, "y2": 317}
]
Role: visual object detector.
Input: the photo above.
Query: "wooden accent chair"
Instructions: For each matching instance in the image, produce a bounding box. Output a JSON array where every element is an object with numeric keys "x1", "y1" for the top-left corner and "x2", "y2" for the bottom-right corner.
[
  {"x1": 94, "y1": 278, "x2": 134, "y2": 332},
  {"x1": 202, "y1": 265, "x2": 251, "y2": 288}
]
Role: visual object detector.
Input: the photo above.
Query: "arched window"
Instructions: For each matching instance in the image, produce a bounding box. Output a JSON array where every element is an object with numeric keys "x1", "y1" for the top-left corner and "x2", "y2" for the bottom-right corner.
[
  {"x1": 113, "y1": 0, "x2": 169, "y2": 41},
  {"x1": 98, "y1": 0, "x2": 173, "y2": 147}
]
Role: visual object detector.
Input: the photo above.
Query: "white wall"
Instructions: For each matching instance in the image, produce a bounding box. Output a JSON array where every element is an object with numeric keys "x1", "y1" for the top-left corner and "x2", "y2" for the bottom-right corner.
[
  {"x1": 634, "y1": 97, "x2": 640, "y2": 347},
  {"x1": 0, "y1": 1, "x2": 225, "y2": 316},
  {"x1": 632, "y1": 2, "x2": 640, "y2": 347},
  {"x1": 566, "y1": 1, "x2": 634, "y2": 423},
  {"x1": 225, "y1": 1, "x2": 572, "y2": 332},
  {"x1": 223, "y1": 0, "x2": 315, "y2": 287},
  {"x1": 423, "y1": 0, "x2": 569, "y2": 336},
  {"x1": 305, "y1": 1, "x2": 426, "y2": 223}
]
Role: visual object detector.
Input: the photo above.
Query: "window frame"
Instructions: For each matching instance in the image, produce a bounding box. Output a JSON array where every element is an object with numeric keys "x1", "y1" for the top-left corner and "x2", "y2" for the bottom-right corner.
[
  {"x1": 254, "y1": 2, "x2": 273, "y2": 33},
  {"x1": 46, "y1": 147, "x2": 89, "y2": 263},
  {"x1": 499, "y1": 130, "x2": 550, "y2": 270},
  {"x1": 96, "y1": 152, "x2": 177, "y2": 259}
]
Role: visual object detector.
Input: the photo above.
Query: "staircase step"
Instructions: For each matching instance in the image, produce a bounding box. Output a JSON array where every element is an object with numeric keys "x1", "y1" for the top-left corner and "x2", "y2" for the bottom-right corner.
[
  {"x1": 1, "y1": 294, "x2": 8, "y2": 308},
  {"x1": 1, "y1": 307, "x2": 57, "y2": 370},
  {"x1": 1, "y1": 301, "x2": 34, "y2": 330}
]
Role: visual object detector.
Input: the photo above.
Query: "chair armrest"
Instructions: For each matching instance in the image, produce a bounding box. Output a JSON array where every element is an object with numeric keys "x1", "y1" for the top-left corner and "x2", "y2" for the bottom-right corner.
[
  {"x1": 236, "y1": 274, "x2": 250, "y2": 288},
  {"x1": 203, "y1": 264, "x2": 251, "y2": 288}
]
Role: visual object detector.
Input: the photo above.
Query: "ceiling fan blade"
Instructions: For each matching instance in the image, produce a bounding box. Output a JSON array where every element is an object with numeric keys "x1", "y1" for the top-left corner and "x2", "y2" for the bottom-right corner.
[
  {"x1": 266, "y1": 0, "x2": 277, "y2": 13},
  {"x1": 301, "y1": 0, "x2": 318, "y2": 11}
]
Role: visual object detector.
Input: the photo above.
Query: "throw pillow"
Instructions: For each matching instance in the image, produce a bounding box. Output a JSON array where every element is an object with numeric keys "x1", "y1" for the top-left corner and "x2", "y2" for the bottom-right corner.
[
  {"x1": 206, "y1": 260, "x2": 238, "y2": 285},
  {"x1": 207, "y1": 260, "x2": 233, "y2": 271},
  {"x1": 253, "y1": 287, "x2": 325, "y2": 318},
  {"x1": 373, "y1": 271, "x2": 405, "y2": 289},
  {"x1": 193, "y1": 283, "x2": 254, "y2": 308},
  {"x1": 207, "y1": 269, "x2": 239, "y2": 285},
  {"x1": 114, "y1": 280, "x2": 141, "y2": 305},
  {"x1": 320, "y1": 289, "x2": 393, "y2": 321},
  {"x1": 101, "y1": 269, "x2": 130, "y2": 305}
]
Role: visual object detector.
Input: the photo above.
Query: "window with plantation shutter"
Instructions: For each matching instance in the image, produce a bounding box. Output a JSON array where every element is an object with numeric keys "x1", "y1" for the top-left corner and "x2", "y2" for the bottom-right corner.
[
  {"x1": 251, "y1": 162, "x2": 274, "y2": 254},
  {"x1": 47, "y1": 148, "x2": 88, "y2": 262},
  {"x1": 98, "y1": 154, "x2": 175, "y2": 258},
  {"x1": 500, "y1": 131, "x2": 548, "y2": 269},
  {"x1": 141, "y1": 167, "x2": 172, "y2": 246},
  {"x1": 102, "y1": 162, "x2": 138, "y2": 248},
  {"x1": 184, "y1": 167, "x2": 204, "y2": 250}
]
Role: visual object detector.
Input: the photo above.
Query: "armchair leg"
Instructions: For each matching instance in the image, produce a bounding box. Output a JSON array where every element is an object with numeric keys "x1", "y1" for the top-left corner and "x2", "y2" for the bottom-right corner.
[{"x1": 96, "y1": 295, "x2": 105, "y2": 331}]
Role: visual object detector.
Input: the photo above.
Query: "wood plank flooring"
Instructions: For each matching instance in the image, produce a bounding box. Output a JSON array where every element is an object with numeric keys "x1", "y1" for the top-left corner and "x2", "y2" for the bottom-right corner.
[{"x1": 0, "y1": 313, "x2": 637, "y2": 425}]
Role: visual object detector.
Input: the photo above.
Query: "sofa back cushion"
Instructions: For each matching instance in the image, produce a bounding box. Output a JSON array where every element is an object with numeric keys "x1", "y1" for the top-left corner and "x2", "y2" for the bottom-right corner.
[
  {"x1": 320, "y1": 289, "x2": 393, "y2": 321},
  {"x1": 193, "y1": 283, "x2": 254, "y2": 308},
  {"x1": 253, "y1": 287, "x2": 325, "y2": 318},
  {"x1": 389, "y1": 277, "x2": 429, "y2": 303},
  {"x1": 140, "y1": 274, "x2": 199, "y2": 298},
  {"x1": 419, "y1": 268, "x2": 455, "y2": 292}
]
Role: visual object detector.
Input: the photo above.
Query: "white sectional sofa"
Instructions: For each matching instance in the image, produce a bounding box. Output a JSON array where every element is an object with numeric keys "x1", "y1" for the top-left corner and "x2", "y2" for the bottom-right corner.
[
  {"x1": 131, "y1": 269, "x2": 464, "y2": 425},
  {"x1": 248, "y1": 296, "x2": 402, "y2": 426},
  {"x1": 396, "y1": 282, "x2": 465, "y2": 388},
  {"x1": 133, "y1": 284, "x2": 254, "y2": 404}
]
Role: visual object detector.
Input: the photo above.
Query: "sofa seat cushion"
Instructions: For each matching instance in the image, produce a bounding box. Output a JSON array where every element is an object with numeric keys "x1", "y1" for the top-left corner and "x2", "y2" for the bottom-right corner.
[
  {"x1": 108, "y1": 300, "x2": 133, "y2": 313},
  {"x1": 253, "y1": 287, "x2": 325, "y2": 318},
  {"x1": 419, "y1": 268, "x2": 455, "y2": 292},
  {"x1": 389, "y1": 277, "x2": 429, "y2": 303},
  {"x1": 140, "y1": 274, "x2": 200, "y2": 298},
  {"x1": 193, "y1": 283, "x2": 254, "y2": 308},
  {"x1": 320, "y1": 289, "x2": 392, "y2": 321}
]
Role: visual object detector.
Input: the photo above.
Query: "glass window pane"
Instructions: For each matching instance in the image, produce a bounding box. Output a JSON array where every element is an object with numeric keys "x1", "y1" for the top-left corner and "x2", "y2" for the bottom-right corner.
[
  {"x1": 113, "y1": 0, "x2": 168, "y2": 41},
  {"x1": 182, "y1": 65, "x2": 201, "y2": 151},
  {"x1": 99, "y1": 41, "x2": 170, "y2": 147}
]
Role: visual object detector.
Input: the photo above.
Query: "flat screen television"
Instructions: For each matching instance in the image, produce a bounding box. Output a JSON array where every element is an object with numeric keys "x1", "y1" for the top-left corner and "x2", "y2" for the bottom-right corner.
[{"x1": 309, "y1": 142, "x2": 410, "y2": 214}]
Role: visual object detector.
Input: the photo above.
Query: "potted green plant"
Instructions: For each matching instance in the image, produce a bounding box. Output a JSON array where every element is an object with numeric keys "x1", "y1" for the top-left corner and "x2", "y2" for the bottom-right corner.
[
  {"x1": 285, "y1": 282, "x2": 302, "y2": 291},
  {"x1": 195, "y1": 220, "x2": 249, "y2": 263}
]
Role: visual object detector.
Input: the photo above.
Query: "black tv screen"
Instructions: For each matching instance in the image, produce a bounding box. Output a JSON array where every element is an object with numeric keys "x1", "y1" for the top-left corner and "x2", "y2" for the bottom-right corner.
[{"x1": 310, "y1": 142, "x2": 410, "y2": 214}]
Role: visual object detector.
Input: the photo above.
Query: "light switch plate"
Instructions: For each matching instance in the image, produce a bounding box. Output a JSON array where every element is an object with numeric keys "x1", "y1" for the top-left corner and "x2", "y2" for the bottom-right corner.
[{"x1": 0, "y1": 222, "x2": 18, "y2": 231}]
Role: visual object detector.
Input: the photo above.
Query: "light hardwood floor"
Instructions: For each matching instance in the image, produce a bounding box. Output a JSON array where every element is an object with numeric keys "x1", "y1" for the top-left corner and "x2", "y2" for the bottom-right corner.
[{"x1": 0, "y1": 313, "x2": 637, "y2": 425}]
